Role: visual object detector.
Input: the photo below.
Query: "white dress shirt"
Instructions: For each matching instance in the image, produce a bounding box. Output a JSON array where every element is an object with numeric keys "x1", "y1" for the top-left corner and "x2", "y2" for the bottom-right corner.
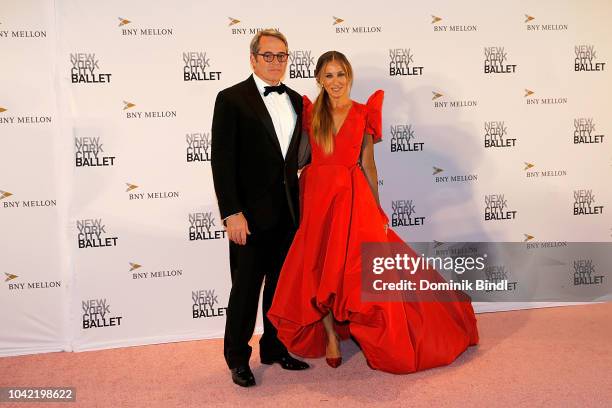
[{"x1": 252, "y1": 73, "x2": 297, "y2": 158}]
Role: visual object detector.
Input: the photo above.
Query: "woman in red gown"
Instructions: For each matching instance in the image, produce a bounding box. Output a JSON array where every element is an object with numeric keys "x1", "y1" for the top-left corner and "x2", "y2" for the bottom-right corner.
[{"x1": 268, "y1": 51, "x2": 479, "y2": 374}]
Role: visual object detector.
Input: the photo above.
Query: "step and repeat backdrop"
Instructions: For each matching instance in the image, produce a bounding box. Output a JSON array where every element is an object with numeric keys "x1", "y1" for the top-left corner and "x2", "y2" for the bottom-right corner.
[{"x1": 1, "y1": 0, "x2": 610, "y2": 356}]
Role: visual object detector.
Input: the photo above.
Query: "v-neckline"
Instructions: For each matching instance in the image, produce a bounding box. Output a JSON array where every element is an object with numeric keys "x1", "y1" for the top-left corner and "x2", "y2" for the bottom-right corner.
[{"x1": 333, "y1": 101, "x2": 354, "y2": 136}]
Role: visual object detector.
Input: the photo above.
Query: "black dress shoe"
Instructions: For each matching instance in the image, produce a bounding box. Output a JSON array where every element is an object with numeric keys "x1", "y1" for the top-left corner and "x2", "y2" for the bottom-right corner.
[
  {"x1": 261, "y1": 354, "x2": 310, "y2": 370},
  {"x1": 230, "y1": 365, "x2": 256, "y2": 387}
]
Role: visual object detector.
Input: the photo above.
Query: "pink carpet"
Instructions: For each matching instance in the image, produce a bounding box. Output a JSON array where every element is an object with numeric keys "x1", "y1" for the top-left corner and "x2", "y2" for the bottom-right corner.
[{"x1": 1, "y1": 303, "x2": 611, "y2": 407}]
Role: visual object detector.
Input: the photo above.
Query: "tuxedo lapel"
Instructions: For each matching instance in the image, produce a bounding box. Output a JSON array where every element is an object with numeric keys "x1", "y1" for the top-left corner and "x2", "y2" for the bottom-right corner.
[{"x1": 244, "y1": 75, "x2": 283, "y2": 157}]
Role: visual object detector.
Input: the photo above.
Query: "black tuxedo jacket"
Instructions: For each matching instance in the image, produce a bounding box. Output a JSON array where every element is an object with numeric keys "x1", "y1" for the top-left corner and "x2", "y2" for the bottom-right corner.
[{"x1": 211, "y1": 75, "x2": 302, "y2": 232}]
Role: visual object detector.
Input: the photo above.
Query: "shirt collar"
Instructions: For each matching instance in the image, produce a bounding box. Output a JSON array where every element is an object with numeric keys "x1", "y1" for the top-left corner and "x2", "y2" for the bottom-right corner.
[{"x1": 253, "y1": 73, "x2": 282, "y2": 97}]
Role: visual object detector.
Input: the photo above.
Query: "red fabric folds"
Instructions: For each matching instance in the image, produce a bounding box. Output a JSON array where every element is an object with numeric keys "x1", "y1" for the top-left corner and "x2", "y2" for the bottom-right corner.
[{"x1": 268, "y1": 91, "x2": 478, "y2": 374}]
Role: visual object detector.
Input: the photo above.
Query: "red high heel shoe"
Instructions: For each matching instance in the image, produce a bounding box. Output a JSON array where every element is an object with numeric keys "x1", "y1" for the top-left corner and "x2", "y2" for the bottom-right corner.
[
  {"x1": 326, "y1": 357, "x2": 342, "y2": 368},
  {"x1": 326, "y1": 333, "x2": 342, "y2": 368}
]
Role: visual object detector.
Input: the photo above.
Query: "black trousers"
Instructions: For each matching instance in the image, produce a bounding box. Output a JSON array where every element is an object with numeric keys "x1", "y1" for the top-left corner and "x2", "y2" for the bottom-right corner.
[{"x1": 223, "y1": 220, "x2": 295, "y2": 369}]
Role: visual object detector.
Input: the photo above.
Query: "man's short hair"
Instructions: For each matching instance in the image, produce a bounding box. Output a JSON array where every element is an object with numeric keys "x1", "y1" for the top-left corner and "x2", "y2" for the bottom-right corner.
[{"x1": 250, "y1": 29, "x2": 289, "y2": 55}]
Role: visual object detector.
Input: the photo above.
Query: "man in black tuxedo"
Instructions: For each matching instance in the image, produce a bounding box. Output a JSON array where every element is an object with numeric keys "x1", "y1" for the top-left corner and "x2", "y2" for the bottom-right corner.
[{"x1": 211, "y1": 29, "x2": 309, "y2": 387}]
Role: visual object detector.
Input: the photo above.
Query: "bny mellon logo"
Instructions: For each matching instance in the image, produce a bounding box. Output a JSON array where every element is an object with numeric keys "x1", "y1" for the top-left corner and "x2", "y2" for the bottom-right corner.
[
  {"x1": 525, "y1": 88, "x2": 567, "y2": 105},
  {"x1": 228, "y1": 17, "x2": 240, "y2": 26},
  {"x1": 125, "y1": 183, "x2": 138, "y2": 192},
  {"x1": 433, "y1": 167, "x2": 477, "y2": 183},
  {"x1": 432, "y1": 91, "x2": 477, "y2": 108},
  {"x1": 131, "y1": 264, "x2": 183, "y2": 280},
  {"x1": 525, "y1": 162, "x2": 567, "y2": 178},
  {"x1": 117, "y1": 18, "x2": 173, "y2": 36},
  {"x1": 525, "y1": 15, "x2": 568, "y2": 31},
  {"x1": 122, "y1": 101, "x2": 176, "y2": 119},
  {"x1": 126, "y1": 183, "x2": 180, "y2": 200},
  {"x1": 333, "y1": 16, "x2": 381, "y2": 34},
  {"x1": 0, "y1": 190, "x2": 13, "y2": 200},
  {"x1": 4, "y1": 273, "x2": 18, "y2": 282},
  {"x1": 524, "y1": 234, "x2": 535, "y2": 242},
  {"x1": 430, "y1": 14, "x2": 477, "y2": 32}
]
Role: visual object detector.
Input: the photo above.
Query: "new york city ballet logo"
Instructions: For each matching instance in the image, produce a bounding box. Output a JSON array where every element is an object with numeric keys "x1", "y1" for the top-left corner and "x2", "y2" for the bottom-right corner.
[
  {"x1": 183, "y1": 52, "x2": 221, "y2": 81},
  {"x1": 390, "y1": 124, "x2": 423, "y2": 152},
  {"x1": 4, "y1": 274, "x2": 61, "y2": 291},
  {"x1": 525, "y1": 15, "x2": 568, "y2": 31},
  {"x1": 431, "y1": 92, "x2": 477, "y2": 109},
  {"x1": 391, "y1": 200, "x2": 425, "y2": 227},
  {"x1": 122, "y1": 101, "x2": 177, "y2": 119},
  {"x1": 82, "y1": 298, "x2": 123, "y2": 329},
  {"x1": 70, "y1": 53, "x2": 112, "y2": 84},
  {"x1": 484, "y1": 265, "x2": 518, "y2": 292},
  {"x1": 0, "y1": 190, "x2": 57, "y2": 209},
  {"x1": 130, "y1": 263, "x2": 183, "y2": 280},
  {"x1": 75, "y1": 136, "x2": 115, "y2": 167},
  {"x1": 433, "y1": 168, "x2": 478, "y2": 183},
  {"x1": 484, "y1": 194, "x2": 517, "y2": 221},
  {"x1": 484, "y1": 121, "x2": 515, "y2": 148},
  {"x1": 389, "y1": 48, "x2": 423, "y2": 76},
  {"x1": 574, "y1": 45, "x2": 606, "y2": 72},
  {"x1": 289, "y1": 50, "x2": 315, "y2": 79},
  {"x1": 524, "y1": 89, "x2": 567, "y2": 105},
  {"x1": 332, "y1": 17, "x2": 382, "y2": 34},
  {"x1": 125, "y1": 183, "x2": 180, "y2": 201},
  {"x1": 431, "y1": 15, "x2": 477, "y2": 32},
  {"x1": 118, "y1": 17, "x2": 173, "y2": 36},
  {"x1": 186, "y1": 132, "x2": 211, "y2": 162},
  {"x1": 192, "y1": 289, "x2": 228, "y2": 318},
  {"x1": 573, "y1": 190, "x2": 604, "y2": 216},
  {"x1": 188, "y1": 212, "x2": 227, "y2": 241},
  {"x1": 574, "y1": 118, "x2": 605, "y2": 144},
  {"x1": 76, "y1": 218, "x2": 118, "y2": 249},
  {"x1": 227, "y1": 17, "x2": 279, "y2": 35},
  {"x1": 572, "y1": 259, "x2": 605, "y2": 286},
  {"x1": 484, "y1": 47, "x2": 517, "y2": 74},
  {"x1": 0, "y1": 106, "x2": 52, "y2": 125},
  {"x1": 524, "y1": 162, "x2": 567, "y2": 179}
]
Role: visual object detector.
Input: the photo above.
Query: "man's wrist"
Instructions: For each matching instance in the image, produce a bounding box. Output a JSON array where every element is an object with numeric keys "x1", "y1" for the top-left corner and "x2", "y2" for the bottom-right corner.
[{"x1": 223, "y1": 212, "x2": 243, "y2": 223}]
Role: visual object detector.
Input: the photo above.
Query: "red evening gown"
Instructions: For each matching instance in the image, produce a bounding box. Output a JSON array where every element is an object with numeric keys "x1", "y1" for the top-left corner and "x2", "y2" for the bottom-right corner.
[{"x1": 268, "y1": 91, "x2": 479, "y2": 374}]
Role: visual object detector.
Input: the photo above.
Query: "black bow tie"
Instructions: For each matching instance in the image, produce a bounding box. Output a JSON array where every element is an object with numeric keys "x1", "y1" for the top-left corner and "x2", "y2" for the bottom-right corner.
[{"x1": 263, "y1": 83, "x2": 287, "y2": 96}]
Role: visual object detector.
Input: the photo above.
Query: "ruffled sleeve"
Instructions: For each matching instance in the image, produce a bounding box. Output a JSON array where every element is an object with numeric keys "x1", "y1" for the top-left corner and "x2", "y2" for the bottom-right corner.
[
  {"x1": 365, "y1": 90, "x2": 384, "y2": 143},
  {"x1": 302, "y1": 95, "x2": 313, "y2": 135}
]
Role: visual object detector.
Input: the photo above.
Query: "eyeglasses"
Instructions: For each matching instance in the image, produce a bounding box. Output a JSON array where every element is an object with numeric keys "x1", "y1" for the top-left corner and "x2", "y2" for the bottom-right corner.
[{"x1": 254, "y1": 52, "x2": 289, "y2": 63}]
